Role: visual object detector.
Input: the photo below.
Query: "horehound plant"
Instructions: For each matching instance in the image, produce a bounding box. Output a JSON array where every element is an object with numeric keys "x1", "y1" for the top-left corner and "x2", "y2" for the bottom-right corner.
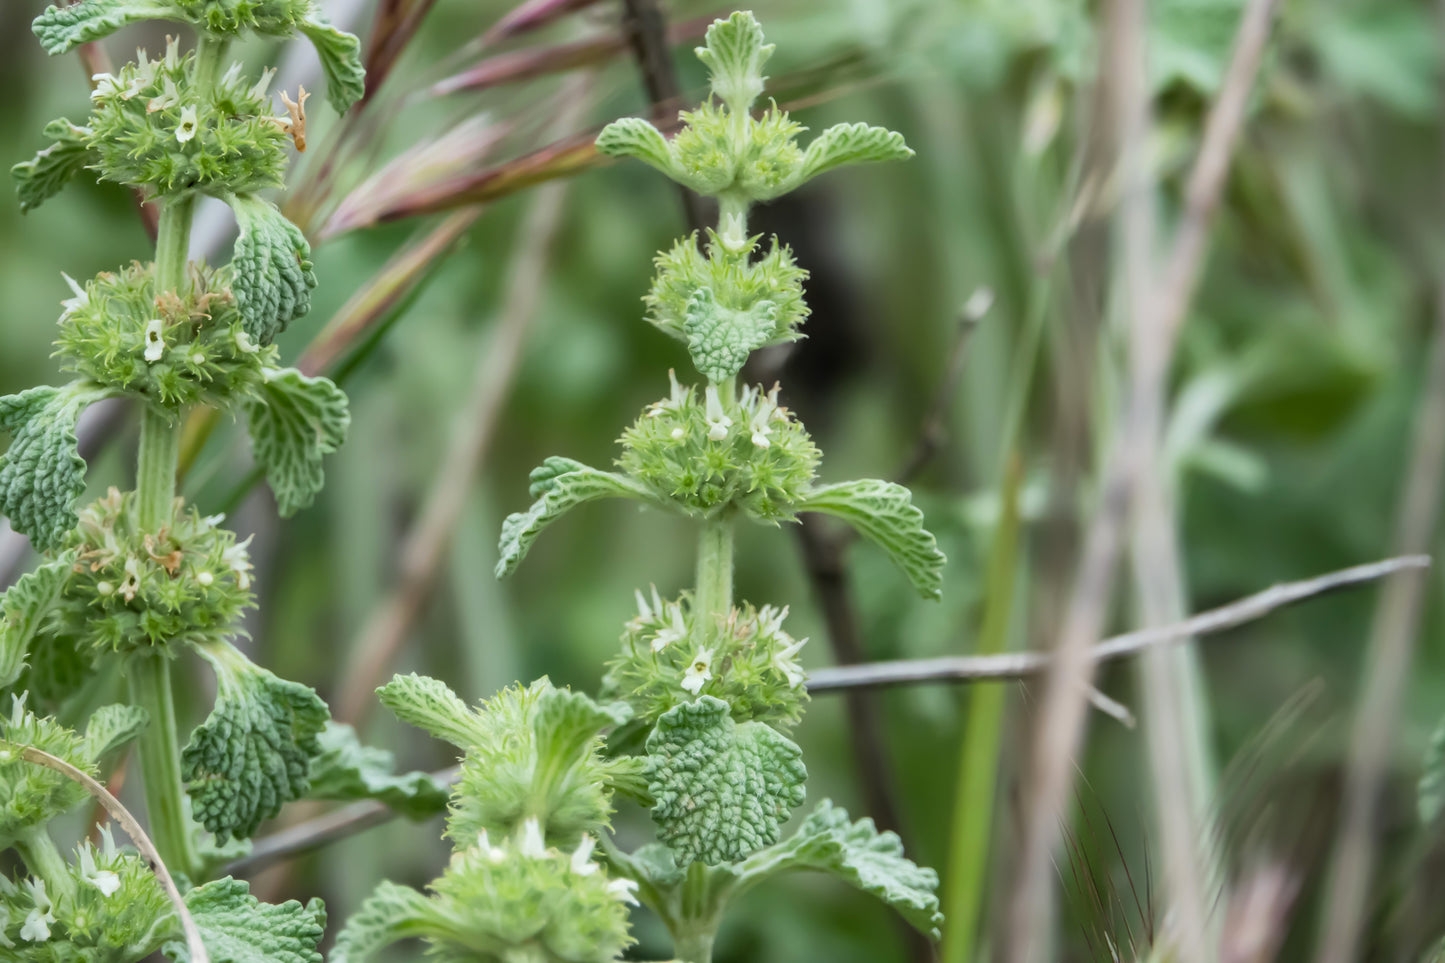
[
  {"x1": 338, "y1": 13, "x2": 944, "y2": 963},
  {"x1": 0, "y1": 2, "x2": 455, "y2": 960}
]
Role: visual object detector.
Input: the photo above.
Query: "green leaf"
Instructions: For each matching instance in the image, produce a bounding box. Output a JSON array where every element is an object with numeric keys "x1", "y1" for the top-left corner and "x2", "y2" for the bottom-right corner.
[
  {"x1": 696, "y1": 10, "x2": 774, "y2": 112},
  {"x1": 377, "y1": 673, "x2": 483, "y2": 750},
  {"x1": 797, "y1": 479, "x2": 945, "y2": 599},
  {"x1": 596, "y1": 118, "x2": 677, "y2": 177},
  {"x1": 164, "y1": 877, "x2": 325, "y2": 963},
  {"x1": 81, "y1": 703, "x2": 149, "y2": 762},
  {"x1": 32, "y1": 0, "x2": 171, "y2": 54},
  {"x1": 0, "y1": 554, "x2": 74, "y2": 689},
  {"x1": 496, "y1": 459, "x2": 651, "y2": 578},
  {"x1": 12, "y1": 119, "x2": 95, "y2": 214},
  {"x1": 306, "y1": 722, "x2": 449, "y2": 819},
  {"x1": 0, "y1": 382, "x2": 112, "y2": 551},
  {"x1": 183, "y1": 641, "x2": 329, "y2": 842},
  {"x1": 299, "y1": 13, "x2": 366, "y2": 113},
  {"x1": 330, "y1": 881, "x2": 435, "y2": 963},
  {"x1": 683, "y1": 287, "x2": 778, "y2": 383},
  {"x1": 732, "y1": 799, "x2": 943, "y2": 939},
  {"x1": 227, "y1": 194, "x2": 317, "y2": 344},
  {"x1": 794, "y1": 123, "x2": 913, "y2": 186},
  {"x1": 646, "y1": 696, "x2": 806, "y2": 866},
  {"x1": 1421, "y1": 715, "x2": 1445, "y2": 824},
  {"x1": 246, "y1": 367, "x2": 350, "y2": 517}
]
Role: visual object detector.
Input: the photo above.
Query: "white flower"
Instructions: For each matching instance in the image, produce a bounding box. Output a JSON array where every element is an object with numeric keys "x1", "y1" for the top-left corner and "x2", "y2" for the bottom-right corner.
[
  {"x1": 651, "y1": 603, "x2": 688, "y2": 653},
  {"x1": 632, "y1": 588, "x2": 654, "y2": 623},
  {"x1": 219, "y1": 62, "x2": 244, "y2": 88},
  {"x1": 251, "y1": 66, "x2": 277, "y2": 100},
  {"x1": 164, "y1": 35, "x2": 180, "y2": 70},
  {"x1": 518, "y1": 817, "x2": 547, "y2": 859},
  {"x1": 189, "y1": 349, "x2": 206, "y2": 365},
  {"x1": 606, "y1": 878, "x2": 640, "y2": 905},
  {"x1": 122, "y1": 50, "x2": 156, "y2": 99},
  {"x1": 756, "y1": 604, "x2": 789, "y2": 640},
  {"x1": 235, "y1": 330, "x2": 258, "y2": 354},
  {"x1": 772, "y1": 636, "x2": 809, "y2": 689},
  {"x1": 119, "y1": 557, "x2": 142, "y2": 601},
  {"x1": 570, "y1": 836, "x2": 599, "y2": 876},
  {"x1": 96, "y1": 581, "x2": 115, "y2": 596},
  {"x1": 20, "y1": 880, "x2": 53, "y2": 943},
  {"x1": 175, "y1": 104, "x2": 199, "y2": 143},
  {"x1": 744, "y1": 384, "x2": 777, "y2": 449},
  {"x1": 0, "y1": 905, "x2": 12, "y2": 948},
  {"x1": 223, "y1": 535, "x2": 253, "y2": 591},
  {"x1": 681, "y1": 647, "x2": 714, "y2": 695},
  {"x1": 143, "y1": 318, "x2": 166, "y2": 362},
  {"x1": 196, "y1": 570, "x2": 214, "y2": 587},
  {"x1": 648, "y1": 369, "x2": 689, "y2": 418},
  {"x1": 147, "y1": 76, "x2": 180, "y2": 113},
  {"x1": 476, "y1": 830, "x2": 507, "y2": 863},
  {"x1": 704, "y1": 385, "x2": 733, "y2": 441},
  {"x1": 60, "y1": 273, "x2": 88, "y2": 320},
  {"x1": 79, "y1": 844, "x2": 120, "y2": 898},
  {"x1": 671, "y1": 426, "x2": 686, "y2": 440},
  {"x1": 90, "y1": 72, "x2": 121, "y2": 100}
]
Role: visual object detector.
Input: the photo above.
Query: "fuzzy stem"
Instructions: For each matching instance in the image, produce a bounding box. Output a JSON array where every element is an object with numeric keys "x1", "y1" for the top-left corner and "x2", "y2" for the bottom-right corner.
[
  {"x1": 693, "y1": 513, "x2": 734, "y2": 646},
  {"x1": 129, "y1": 654, "x2": 197, "y2": 876},
  {"x1": 673, "y1": 929, "x2": 715, "y2": 963},
  {"x1": 15, "y1": 826, "x2": 77, "y2": 901},
  {"x1": 125, "y1": 35, "x2": 231, "y2": 883}
]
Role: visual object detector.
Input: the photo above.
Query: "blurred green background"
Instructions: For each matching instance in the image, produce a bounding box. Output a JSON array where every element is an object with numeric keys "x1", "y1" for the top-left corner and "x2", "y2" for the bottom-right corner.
[{"x1": 4, "y1": 0, "x2": 1445, "y2": 959}]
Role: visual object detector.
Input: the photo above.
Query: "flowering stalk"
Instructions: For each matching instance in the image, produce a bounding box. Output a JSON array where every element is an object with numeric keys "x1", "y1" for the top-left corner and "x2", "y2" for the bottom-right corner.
[{"x1": 339, "y1": 12, "x2": 947, "y2": 963}]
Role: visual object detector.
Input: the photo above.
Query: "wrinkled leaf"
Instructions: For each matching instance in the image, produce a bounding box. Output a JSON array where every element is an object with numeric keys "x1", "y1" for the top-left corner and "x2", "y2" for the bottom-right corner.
[
  {"x1": 496, "y1": 458, "x2": 651, "y2": 578},
  {"x1": 246, "y1": 368, "x2": 349, "y2": 517},
  {"x1": 797, "y1": 479, "x2": 945, "y2": 599},
  {"x1": 306, "y1": 722, "x2": 449, "y2": 819}
]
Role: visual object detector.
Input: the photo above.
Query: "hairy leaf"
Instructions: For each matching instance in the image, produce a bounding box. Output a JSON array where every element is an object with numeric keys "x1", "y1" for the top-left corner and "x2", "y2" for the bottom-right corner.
[
  {"x1": 330, "y1": 881, "x2": 435, "y2": 963},
  {"x1": 683, "y1": 287, "x2": 778, "y2": 383},
  {"x1": 695, "y1": 10, "x2": 773, "y2": 111},
  {"x1": 32, "y1": 0, "x2": 171, "y2": 54},
  {"x1": 184, "y1": 641, "x2": 329, "y2": 842},
  {"x1": 0, "y1": 554, "x2": 74, "y2": 689},
  {"x1": 12, "y1": 119, "x2": 95, "y2": 214},
  {"x1": 496, "y1": 458, "x2": 651, "y2": 578},
  {"x1": 795, "y1": 122, "x2": 913, "y2": 185},
  {"x1": 732, "y1": 799, "x2": 943, "y2": 939},
  {"x1": 306, "y1": 722, "x2": 449, "y2": 819},
  {"x1": 81, "y1": 703, "x2": 150, "y2": 762},
  {"x1": 797, "y1": 479, "x2": 945, "y2": 599},
  {"x1": 377, "y1": 674, "x2": 483, "y2": 750},
  {"x1": 246, "y1": 367, "x2": 349, "y2": 517},
  {"x1": 299, "y1": 13, "x2": 366, "y2": 113},
  {"x1": 164, "y1": 877, "x2": 325, "y2": 963},
  {"x1": 0, "y1": 382, "x2": 112, "y2": 550},
  {"x1": 596, "y1": 117, "x2": 676, "y2": 176},
  {"x1": 228, "y1": 194, "x2": 317, "y2": 344},
  {"x1": 646, "y1": 696, "x2": 806, "y2": 866}
]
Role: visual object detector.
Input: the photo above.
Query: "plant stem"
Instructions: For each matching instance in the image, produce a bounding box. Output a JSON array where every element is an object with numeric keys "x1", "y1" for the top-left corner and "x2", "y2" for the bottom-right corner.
[
  {"x1": 125, "y1": 33, "x2": 229, "y2": 882},
  {"x1": 15, "y1": 826, "x2": 77, "y2": 901},
  {"x1": 129, "y1": 653, "x2": 197, "y2": 877},
  {"x1": 693, "y1": 513, "x2": 734, "y2": 645},
  {"x1": 673, "y1": 929, "x2": 715, "y2": 963}
]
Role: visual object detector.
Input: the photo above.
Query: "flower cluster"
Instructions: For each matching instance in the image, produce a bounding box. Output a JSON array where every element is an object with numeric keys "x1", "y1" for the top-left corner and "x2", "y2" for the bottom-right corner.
[
  {"x1": 603, "y1": 588, "x2": 810, "y2": 730},
  {"x1": 56, "y1": 488, "x2": 254, "y2": 657},
  {"x1": 89, "y1": 38, "x2": 292, "y2": 197},
  {"x1": 55, "y1": 261, "x2": 276, "y2": 409},
  {"x1": 619, "y1": 372, "x2": 820, "y2": 522},
  {"x1": 646, "y1": 232, "x2": 808, "y2": 345}
]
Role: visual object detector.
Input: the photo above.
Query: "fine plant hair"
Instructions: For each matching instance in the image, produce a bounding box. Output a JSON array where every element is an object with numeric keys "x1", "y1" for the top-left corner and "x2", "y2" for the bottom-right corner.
[{"x1": 333, "y1": 11, "x2": 946, "y2": 963}]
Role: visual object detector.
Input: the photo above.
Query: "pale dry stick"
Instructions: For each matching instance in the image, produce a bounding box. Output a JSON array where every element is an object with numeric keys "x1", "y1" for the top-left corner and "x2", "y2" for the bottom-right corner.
[
  {"x1": 7, "y1": 743, "x2": 209, "y2": 963},
  {"x1": 804, "y1": 556, "x2": 1427, "y2": 691},
  {"x1": 335, "y1": 78, "x2": 592, "y2": 725},
  {"x1": 1129, "y1": 0, "x2": 1282, "y2": 952},
  {"x1": 1006, "y1": 0, "x2": 1150, "y2": 958},
  {"x1": 230, "y1": 557, "x2": 1428, "y2": 874},
  {"x1": 1315, "y1": 298, "x2": 1445, "y2": 957}
]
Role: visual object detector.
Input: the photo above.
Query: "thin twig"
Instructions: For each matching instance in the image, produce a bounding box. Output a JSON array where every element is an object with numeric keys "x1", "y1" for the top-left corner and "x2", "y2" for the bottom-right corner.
[
  {"x1": 9, "y1": 743, "x2": 208, "y2": 963},
  {"x1": 227, "y1": 557, "x2": 1425, "y2": 872},
  {"x1": 335, "y1": 79, "x2": 592, "y2": 725},
  {"x1": 804, "y1": 556, "x2": 1425, "y2": 692},
  {"x1": 226, "y1": 765, "x2": 461, "y2": 877}
]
